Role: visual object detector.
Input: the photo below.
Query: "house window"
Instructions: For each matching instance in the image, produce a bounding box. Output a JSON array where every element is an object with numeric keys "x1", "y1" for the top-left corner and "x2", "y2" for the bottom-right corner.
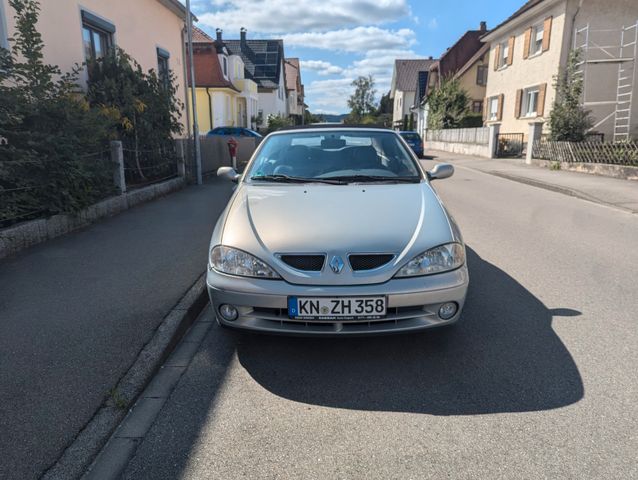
[
  {"x1": 0, "y1": 0, "x2": 8, "y2": 50},
  {"x1": 476, "y1": 65, "x2": 488, "y2": 86},
  {"x1": 81, "y1": 11, "x2": 115, "y2": 62},
  {"x1": 498, "y1": 41, "x2": 509, "y2": 68},
  {"x1": 157, "y1": 48, "x2": 170, "y2": 89},
  {"x1": 530, "y1": 23, "x2": 544, "y2": 56},
  {"x1": 489, "y1": 97, "x2": 499, "y2": 120},
  {"x1": 222, "y1": 56, "x2": 228, "y2": 77},
  {"x1": 472, "y1": 100, "x2": 484, "y2": 114},
  {"x1": 523, "y1": 87, "x2": 540, "y2": 117}
]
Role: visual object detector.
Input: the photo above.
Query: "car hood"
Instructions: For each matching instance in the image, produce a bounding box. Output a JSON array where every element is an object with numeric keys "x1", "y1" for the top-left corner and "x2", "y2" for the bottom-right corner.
[{"x1": 220, "y1": 183, "x2": 456, "y2": 285}]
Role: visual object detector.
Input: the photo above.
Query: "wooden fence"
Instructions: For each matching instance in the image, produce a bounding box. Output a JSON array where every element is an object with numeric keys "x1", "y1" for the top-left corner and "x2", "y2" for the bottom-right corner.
[
  {"x1": 532, "y1": 139, "x2": 638, "y2": 165},
  {"x1": 425, "y1": 127, "x2": 490, "y2": 145}
]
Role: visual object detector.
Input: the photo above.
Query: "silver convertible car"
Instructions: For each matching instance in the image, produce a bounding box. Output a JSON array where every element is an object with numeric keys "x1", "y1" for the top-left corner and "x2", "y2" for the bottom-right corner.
[{"x1": 208, "y1": 126, "x2": 468, "y2": 335}]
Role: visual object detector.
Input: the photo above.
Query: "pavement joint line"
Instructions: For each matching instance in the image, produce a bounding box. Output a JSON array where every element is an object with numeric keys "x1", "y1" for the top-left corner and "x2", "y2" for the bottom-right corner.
[
  {"x1": 453, "y1": 164, "x2": 638, "y2": 215},
  {"x1": 42, "y1": 273, "x2": 210, "y2": 480}
]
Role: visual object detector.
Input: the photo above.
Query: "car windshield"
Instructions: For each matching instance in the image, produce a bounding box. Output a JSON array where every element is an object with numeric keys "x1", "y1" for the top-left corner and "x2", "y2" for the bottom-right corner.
[
  {"x1": 247, "y1": 130, "x2": 421, "y2": 183},
  {"x1": 401, "y1": 132, "x2": 421, "y2": 142}
]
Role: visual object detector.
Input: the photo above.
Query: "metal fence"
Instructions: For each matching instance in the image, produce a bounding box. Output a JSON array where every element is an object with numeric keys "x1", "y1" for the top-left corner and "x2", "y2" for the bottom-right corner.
[
  {"x1": 425, "y1": 127, "x2": 490, "y2": 145},
  {"x1": 533, "y1": 139, "x2": 638, "y2": 165},
  {"x1": 122, "y1": 143, "x2": 179, "y2": 189},
  {"x1": 496, "y1": 133, "x2": 525, "y2": 158},
  {"x1": 0, "y1": 149, "x2": 114, "y2": 229}
]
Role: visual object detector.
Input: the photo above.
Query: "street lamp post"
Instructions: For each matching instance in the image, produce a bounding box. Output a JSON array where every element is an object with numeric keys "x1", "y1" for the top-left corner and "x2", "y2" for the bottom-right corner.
[{"x1": 185, "y1": 0, "x2": 202, "y2": 185}]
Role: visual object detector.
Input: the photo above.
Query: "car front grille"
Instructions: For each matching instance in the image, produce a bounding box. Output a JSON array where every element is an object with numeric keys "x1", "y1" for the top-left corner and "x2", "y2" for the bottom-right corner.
[
  {"x1": 279, "y1": 254, "x2": 325, "y2": 271},
  {"x1": 252, "y1": 306, "x2": 425, "y2": 325},
  {"x1": 349, "y1": 254, "x2": 394, "y2": 271}
]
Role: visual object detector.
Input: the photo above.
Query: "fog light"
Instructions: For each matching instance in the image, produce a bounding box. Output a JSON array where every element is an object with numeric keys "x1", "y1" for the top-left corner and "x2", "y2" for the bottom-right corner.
[
  {"x1": 438, "y1": 302, "x2": 458, "y2": 320},
  {"x1": 219, "y1": 304, "x2": 238, "y2": 321}
]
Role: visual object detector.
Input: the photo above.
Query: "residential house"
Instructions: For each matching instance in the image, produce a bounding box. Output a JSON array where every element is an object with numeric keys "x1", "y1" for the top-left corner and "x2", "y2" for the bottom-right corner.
[
  {"x1": 0, "y1": 0, "x2": 191, "y2": 131},
  {"x1": 415, "y1": 22, "x2": 490, "y2": 135},
  {"x1": 186, "y1": 27, "x2": 258, "y2": 132},
  {"x1": 224, "y1": 28, "x2": 288, "y2": 128},
  {"x1": 285, "y1": 58, "x2": 305, "y2": 125},
  {"x1": 390, "y1": 58, "x2": 437, "y2": 129},
  {"x1": 482, "y1": 0, "x2": 638, "y2": 141}
]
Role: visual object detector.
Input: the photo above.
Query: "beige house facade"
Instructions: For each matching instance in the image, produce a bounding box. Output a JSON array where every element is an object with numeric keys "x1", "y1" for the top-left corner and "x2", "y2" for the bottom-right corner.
[
  {"x1": 1, "y1": 0, "x2": 190, "y2": 130},
  {"x1": 483, "y1": 0, "x2": 638, "y2": 141}
]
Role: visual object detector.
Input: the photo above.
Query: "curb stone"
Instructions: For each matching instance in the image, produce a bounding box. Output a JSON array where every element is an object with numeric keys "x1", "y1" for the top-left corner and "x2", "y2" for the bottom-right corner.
[{"x1": 41, "y1": 273, "x2": 209, "y2": 480}]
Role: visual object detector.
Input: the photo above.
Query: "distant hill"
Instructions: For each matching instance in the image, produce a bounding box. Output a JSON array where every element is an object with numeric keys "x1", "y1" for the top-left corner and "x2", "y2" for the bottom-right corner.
[{"x1": 319, "y1": 114, "x2": 348, "y2": 123}]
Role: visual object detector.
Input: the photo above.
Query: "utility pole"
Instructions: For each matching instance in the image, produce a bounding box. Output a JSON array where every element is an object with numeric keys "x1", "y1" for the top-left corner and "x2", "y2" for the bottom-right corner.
[{"x1": 185, "y1": 0, "x2": 202, "y2": 185}]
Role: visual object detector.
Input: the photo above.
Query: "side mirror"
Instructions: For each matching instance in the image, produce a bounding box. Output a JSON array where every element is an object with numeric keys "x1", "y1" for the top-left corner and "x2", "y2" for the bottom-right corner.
[
  {"x1": 428, "y1": 163, "x2": 454, "y2": 181},
  {"x1": 217, "y1": 166, "x2": 240, "y2": 183}
]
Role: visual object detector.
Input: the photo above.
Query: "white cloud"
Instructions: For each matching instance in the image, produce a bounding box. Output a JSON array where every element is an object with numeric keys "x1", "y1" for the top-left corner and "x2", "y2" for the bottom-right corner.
[
  {"x1": 195, "y1": 0, "x2": 410, "y2": 34},
  {"x1": 282, "y1": 27, "x2": 416, "y2": 53},
  {"x1": 300, "y1": 60, "x2": 344, "y2": 76},
  {"x1": 344, "y1": 49, "x2": 420, "y2": 77}
]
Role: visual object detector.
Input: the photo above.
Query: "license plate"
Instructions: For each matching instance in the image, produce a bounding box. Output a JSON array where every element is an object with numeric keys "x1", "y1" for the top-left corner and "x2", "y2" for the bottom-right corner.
[{"x1": 288, "y1": 296, "x2": 386, "y2": 320}]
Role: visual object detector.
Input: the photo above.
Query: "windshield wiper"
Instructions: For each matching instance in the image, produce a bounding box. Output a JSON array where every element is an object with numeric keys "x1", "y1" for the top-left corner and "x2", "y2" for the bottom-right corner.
[
  {"x1": 250, "y1": 174, "x2": 346, "y2": 185},
  {"x1": 325, "y1": 175, "x2": 421, "y2": 184}
]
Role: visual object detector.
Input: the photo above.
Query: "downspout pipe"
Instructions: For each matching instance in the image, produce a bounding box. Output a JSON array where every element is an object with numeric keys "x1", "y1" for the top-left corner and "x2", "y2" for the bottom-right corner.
[{"x1": 206, "y1": 87, "x2": 213, "y2": 131}]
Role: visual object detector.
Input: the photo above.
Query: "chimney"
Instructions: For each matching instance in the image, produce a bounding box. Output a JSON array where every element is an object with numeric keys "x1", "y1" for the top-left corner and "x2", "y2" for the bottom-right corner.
[
  {"x1": 479, "y1": 21, "x2": 487, "y2": 32},
  {"x1": 216, "y1": 28, "x2": 222, "y2": 42},
  {"x1": 240, "y1": 27, "x2": 247, "y2": 43}
]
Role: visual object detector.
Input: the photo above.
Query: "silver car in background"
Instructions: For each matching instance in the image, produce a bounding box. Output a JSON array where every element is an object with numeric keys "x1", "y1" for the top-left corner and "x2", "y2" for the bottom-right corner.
[{"x1": 209, "y1": 126, "x2": 468, "y2": 335}]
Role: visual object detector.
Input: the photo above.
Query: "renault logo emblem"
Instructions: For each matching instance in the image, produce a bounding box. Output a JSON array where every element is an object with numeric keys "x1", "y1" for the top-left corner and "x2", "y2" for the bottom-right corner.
[{"x1": 329, "y1": 255, "x2": 345, "y2": 274}]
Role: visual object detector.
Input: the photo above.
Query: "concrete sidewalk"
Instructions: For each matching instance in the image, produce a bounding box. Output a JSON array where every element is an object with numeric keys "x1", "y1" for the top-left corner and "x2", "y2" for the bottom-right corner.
[
  {"x1": 426, "y1": 150, "x2": 638, "y2": 214},
  {"x1": 0, "y1": 178, "x2": 233, "y2": 480}
]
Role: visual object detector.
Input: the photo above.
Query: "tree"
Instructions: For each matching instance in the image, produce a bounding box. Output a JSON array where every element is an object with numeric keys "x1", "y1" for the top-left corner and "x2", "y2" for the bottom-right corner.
[
  {"x1": 549, "y1": 49, "x2": 593, "y2": 142},
  {"x1": 377, "y1": 90, "x2": 393, "y2": 115},
  {"x1": 266, "y1": 113, "x2": 292, "y2": 132},
  {"x1": 347, "y1": 75, "x2": 377, "y2": 121},
  {"x1": 426, "y1": 77, "x2": 471, "y2": 129},
  {"x1": 0, "y1": 0, "x2": 113, "y2": 225}
]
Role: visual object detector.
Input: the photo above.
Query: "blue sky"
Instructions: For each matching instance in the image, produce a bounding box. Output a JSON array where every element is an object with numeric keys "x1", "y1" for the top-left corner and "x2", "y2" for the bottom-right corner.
[{"x1": 189, "y1": 0, "x2": 524, "y2": 114}]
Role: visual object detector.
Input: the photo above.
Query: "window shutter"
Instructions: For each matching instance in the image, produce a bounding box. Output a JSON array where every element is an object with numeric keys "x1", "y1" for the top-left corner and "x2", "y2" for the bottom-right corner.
[
  {"x1": 515, "y1": 89, "x2": 523, "y2": 118},
  {"x1": 542, "y1": 17, "x2": 553, "y2": 51},
  {"x1": 507, "y1": 36, "x2": 515, "y2": 65},
  {"x1": 482, "y1": 97, "x2": 488, "y2": 122},
  {"x1": 537, "y1": 83, "x2": 547, "y2": 116},
  {"x1": 523, "y1": 28, "x2": 532, "y2": 59},
  {"x1": 497, "y1": 93, "x2": 504, "y2": 121},
  {"x1": 494, "y1": 44, "x2": 501, "y2": 71}
]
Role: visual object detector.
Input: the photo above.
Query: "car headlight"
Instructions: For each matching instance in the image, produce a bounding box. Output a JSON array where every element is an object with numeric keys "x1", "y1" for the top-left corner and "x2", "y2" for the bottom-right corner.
[
  {"x1": 395, "y1": 243, "x2": 465, "y2": 278},
  {"x1": 210, "y1": 245, "x2": 280, "y2": 279}
]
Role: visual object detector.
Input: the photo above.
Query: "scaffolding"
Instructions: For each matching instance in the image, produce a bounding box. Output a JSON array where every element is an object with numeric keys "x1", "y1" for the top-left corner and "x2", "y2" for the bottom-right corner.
[{"x1": 574, "y1": 22, "x2": 637, "y2": 142}]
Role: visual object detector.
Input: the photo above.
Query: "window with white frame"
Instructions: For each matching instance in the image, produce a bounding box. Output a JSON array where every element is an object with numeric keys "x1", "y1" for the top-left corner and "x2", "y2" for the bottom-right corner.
[
  {"x1": 530, "y1": 23, "x2": 544, "y2": 56},
  {"x1": 498, "y1": 41, "x2": 509, "y2": 68},
  {"x1": 523, "y1": 87, "x2": 540, "y2": 117},
  {"x1": 489, "y1": 97, "x2": 499, "y2": 120},
  {"x1": 157, "y1": 48, "x2": 170, "y2": 90}
]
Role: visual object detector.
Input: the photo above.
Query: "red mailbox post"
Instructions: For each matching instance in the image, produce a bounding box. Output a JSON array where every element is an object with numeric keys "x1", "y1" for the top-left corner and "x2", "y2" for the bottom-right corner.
[{"x1": 227, "y1": 137, "x2": 238, "y2": 171}]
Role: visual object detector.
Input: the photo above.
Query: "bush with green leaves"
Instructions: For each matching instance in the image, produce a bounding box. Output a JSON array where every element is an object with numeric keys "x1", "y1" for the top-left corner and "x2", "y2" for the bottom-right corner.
[
  {"x1": 0, "y1": 0, "x2": 114, "y2": 226},
  {"x1": 266, "y1": 114, "x2": 293, "y2": 132},
  {"x1": 426, "y1": 77, "x2": 471, "y2": 130},
  {"x1": 549, "y1": 50, "x2": 593, "y2": 142}
]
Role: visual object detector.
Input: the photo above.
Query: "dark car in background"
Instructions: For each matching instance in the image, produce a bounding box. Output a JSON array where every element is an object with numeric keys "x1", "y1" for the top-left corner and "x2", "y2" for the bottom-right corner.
[
  {"x1": 207, "y1": 127, "x2": 262, "y2": 138},
  {"x1": 399, "y1": 131, "x2": 424, "y2": 158}
]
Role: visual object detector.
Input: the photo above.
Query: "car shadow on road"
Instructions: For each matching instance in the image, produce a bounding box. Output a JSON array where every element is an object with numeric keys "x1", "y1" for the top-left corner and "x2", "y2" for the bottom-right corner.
[{"x1": 236, "y1": 247, "x2": 584, "y2": 415}]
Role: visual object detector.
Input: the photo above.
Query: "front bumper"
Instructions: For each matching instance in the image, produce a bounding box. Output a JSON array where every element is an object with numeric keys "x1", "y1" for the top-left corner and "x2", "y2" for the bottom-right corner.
[{"x1": 207, "y1": 266, "x2": 469, "y2": 336}]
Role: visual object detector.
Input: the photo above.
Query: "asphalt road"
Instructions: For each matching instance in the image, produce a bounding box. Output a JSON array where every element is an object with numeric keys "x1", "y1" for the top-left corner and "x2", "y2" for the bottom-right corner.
[
  {"x1": 121, "y1": 165, "x2": 637, "y2": 479},
  {"x1": 0, "y1": 179, "x2": 233, "y2": 480}
]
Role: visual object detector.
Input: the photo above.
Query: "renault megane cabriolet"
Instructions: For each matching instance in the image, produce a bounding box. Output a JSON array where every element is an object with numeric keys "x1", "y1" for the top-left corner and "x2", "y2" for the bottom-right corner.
[{"x1": 208, "y1": 126, "x2": 468, "y2": 335}]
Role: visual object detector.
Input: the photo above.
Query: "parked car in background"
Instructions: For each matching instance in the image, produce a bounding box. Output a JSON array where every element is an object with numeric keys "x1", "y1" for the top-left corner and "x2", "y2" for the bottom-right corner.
[
  {"x1": 210, "y1": 126, "x2": 468, "y2": 336},
  {"x1": 399, "y1": 131, "x2": 424, "y2": 158},
  {"x1": 207, "y1": 127, "x2": 262, "y2": 138}
]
